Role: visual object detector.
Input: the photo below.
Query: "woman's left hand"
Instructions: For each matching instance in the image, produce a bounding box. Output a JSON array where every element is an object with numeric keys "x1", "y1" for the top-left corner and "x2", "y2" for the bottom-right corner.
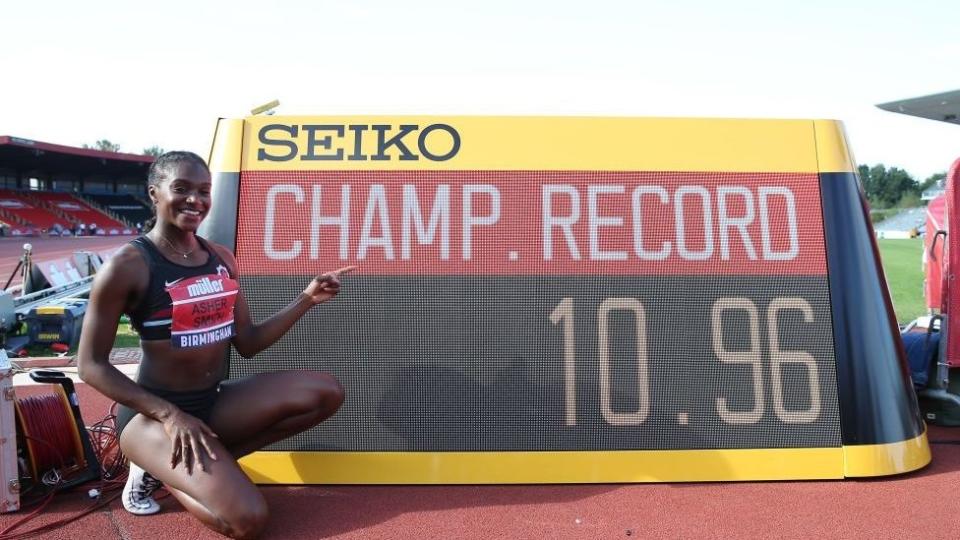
[{"x1": 303, "y1": 266, "x2": 356, "y2": 304}]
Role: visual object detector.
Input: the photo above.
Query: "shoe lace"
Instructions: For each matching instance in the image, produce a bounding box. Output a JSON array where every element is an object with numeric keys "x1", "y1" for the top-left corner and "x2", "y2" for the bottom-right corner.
[{"x1": 132, "y1": 472, "x2": 162, "y2": 499}]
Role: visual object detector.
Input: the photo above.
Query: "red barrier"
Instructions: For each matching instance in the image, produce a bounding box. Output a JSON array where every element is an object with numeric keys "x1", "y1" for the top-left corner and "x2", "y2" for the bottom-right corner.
[{"x1": 942, "y1": 159, "x2": 960, "y2": 367}]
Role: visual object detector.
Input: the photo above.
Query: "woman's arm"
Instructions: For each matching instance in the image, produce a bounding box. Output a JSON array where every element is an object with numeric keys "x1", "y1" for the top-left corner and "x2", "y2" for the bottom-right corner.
[
  {"x1": 77, "y1": 247, "x2": 218, "y2": 472},
  {"x1": 77, "y1": 247, "x2": 177, "y2": 419},
  {"x1": 215, "y1": 245, "x2": 353, "y2": 358}
]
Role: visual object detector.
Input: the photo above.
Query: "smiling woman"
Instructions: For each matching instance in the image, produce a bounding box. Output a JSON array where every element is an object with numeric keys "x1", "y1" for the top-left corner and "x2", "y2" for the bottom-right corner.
[
  {"x1": 141, "y1": 152, "x2": 211, "y2": 237},
  {"x1": 76, "y1": 151, "x2": 353, "y2": 539}
]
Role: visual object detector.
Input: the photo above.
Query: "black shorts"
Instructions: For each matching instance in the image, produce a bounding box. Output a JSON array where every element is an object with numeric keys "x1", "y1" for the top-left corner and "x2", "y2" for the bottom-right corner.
[{"x1": 116, "y1": 384, "x2": 221, "y2": 436}]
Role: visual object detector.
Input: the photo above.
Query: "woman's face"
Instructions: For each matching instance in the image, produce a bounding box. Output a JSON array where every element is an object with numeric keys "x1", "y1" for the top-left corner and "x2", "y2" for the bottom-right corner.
[{"x1": 149, "y1": 162, "x2": 212, "y2": 232}]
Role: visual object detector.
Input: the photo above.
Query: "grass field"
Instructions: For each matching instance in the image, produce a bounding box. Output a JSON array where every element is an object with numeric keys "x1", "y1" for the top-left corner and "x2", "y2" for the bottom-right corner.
[
  {"x1": 113, "y1": 320, "x2": 141, "y2": 348},
  {"x1": 877, "y1": 238, "x2": 926, "y2": 324}
]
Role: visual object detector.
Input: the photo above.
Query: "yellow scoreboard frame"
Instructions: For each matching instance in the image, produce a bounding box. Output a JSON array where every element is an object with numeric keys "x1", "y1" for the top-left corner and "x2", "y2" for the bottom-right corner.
[{"x1": 202, "y1": 116, "x2": 930, "y2": 484}]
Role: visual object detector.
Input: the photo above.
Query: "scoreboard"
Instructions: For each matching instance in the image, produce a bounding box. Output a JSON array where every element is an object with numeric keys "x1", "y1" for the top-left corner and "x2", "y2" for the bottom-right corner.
[{"x1": 200, "y1": 117, "x2": 929, "y2": 483}]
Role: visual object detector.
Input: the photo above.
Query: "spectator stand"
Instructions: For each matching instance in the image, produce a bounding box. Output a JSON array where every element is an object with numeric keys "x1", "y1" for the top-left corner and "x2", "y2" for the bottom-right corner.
[
  {"x1": 31, "y1": 192, "x2": 127, "y2": 235},
  {"x1": 0, "y1": 189, "x2": 66, "y2": 235},
  {"x1": 0, "y1": 136, "x2": 153, "y2": 236}
]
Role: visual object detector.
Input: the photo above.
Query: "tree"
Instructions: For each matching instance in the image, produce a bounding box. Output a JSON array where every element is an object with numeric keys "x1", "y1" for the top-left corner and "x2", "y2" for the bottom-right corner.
[
  {"x1": 857, "y1": 164, "x2": 875, "y2": 200},
  {"x1": 82, "y1": 139, "x2": 121, "y2": 152},
  {"x1": 857, "y1": 163, "x2": 920, "y2": 208},
  {"x1": 884, "y1": 167, "x2": 918, "y2": 207},
  {"x1": 142, "y1": 145, "x2": 165, "y2": 157}
]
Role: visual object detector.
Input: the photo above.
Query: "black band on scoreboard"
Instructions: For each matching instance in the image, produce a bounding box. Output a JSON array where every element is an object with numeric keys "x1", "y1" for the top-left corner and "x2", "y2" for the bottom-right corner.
[
  {"x1": 819, "y1": 172, "x2": 924, "y2": 446},
  {"x1": 198, "y1": 171, "x2": 241, "y2": 251},
  {"x1": 237, "y1": 274, "x2": 841, "y2": 451}
]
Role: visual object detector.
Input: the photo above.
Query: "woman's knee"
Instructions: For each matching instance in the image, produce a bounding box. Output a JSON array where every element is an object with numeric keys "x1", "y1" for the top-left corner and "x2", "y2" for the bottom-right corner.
[
  {"x1": 221, "y1": 493, "x2": 269, "y2": 539},
  {"x1": 289, "y1": 371, "x2": 345, "y2": 414}
]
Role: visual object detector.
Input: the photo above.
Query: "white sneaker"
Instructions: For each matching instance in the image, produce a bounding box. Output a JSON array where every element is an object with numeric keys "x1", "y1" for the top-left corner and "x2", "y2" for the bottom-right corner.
[{"x1": 122, "y1": 462, "x2": 162, "y2": 515}]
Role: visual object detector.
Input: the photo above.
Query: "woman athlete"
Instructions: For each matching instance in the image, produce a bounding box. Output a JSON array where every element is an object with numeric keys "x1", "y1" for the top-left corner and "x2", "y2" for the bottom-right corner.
[{"x1": 78, "y1": 151, "x2": 351, "y2": 539}]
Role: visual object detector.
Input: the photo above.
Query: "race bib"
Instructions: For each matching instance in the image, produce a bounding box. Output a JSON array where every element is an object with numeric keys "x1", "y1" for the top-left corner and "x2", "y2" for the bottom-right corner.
[{"x1": 166, "y1": 274, "x2": 239, "y2": 349}]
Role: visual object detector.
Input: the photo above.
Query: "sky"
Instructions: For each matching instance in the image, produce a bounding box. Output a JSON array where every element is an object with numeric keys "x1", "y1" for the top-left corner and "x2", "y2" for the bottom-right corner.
[{"x1": 1, "y1": 0, "x2": 958, "y2": 180}]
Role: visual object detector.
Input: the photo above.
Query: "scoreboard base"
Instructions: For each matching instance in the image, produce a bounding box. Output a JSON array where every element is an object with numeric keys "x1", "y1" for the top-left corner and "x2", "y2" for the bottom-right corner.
[{"x1": 239, "y1": 430, "x2": 930, "y2": 484}]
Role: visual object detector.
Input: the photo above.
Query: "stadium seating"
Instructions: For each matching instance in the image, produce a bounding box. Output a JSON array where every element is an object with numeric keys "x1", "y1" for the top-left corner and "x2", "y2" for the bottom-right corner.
[
  {"x1": 0, "y1": 189, "x2": 142, "y2": 235},
  {"x1": 32, "y1": 191, "x2": 125, "y2": 232},
  {"x1": 0, "y1": 189, "x2": 68, "y2": 231}
]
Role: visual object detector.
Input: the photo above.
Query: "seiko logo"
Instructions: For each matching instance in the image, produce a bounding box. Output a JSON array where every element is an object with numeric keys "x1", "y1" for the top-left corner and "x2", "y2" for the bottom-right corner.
[
  {"x1": 257, "y1": 123, "x2": 461, "y2": 162},
  {"x1": 186, "y1": 277, "x2": 224, "y2": 298}
]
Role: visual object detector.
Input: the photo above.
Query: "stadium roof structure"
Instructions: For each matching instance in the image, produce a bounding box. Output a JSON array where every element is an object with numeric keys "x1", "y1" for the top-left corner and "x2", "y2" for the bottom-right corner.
[
  {"x1": 0, "y1": 135, "x2": 153, "y2": 181},
  {"x1": 876, "y1": 89, "x2": 960, "y2": 125}
]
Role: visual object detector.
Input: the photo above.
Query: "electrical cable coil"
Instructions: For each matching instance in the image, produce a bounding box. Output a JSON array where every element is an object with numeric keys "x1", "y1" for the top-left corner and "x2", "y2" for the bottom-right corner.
[{"x1": 14, "y1": 388, "x2": 87, "y2": 482}]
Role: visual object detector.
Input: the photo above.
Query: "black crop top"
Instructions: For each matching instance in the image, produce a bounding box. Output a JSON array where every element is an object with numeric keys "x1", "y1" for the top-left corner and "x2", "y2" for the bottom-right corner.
[{"x1": 127, "y1": 236, "x2": 240, "y2": 348}]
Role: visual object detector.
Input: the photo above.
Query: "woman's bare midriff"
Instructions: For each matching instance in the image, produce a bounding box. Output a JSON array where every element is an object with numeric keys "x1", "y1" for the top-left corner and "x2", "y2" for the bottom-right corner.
[{"x1": 137, "y1": 339, "x2": 231, "y2": 390}]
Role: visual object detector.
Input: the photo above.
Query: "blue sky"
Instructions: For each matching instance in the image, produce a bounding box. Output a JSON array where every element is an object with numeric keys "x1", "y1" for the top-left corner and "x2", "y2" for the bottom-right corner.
[{"x1": 1, "y1": 0, "x2": 958, "y2": 179}]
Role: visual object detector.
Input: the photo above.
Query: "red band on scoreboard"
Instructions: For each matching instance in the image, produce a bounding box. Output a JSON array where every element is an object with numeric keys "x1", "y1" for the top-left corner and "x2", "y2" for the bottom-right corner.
[{"x1": 236, "y1": 171, "x2": 826, "y2": 276}]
